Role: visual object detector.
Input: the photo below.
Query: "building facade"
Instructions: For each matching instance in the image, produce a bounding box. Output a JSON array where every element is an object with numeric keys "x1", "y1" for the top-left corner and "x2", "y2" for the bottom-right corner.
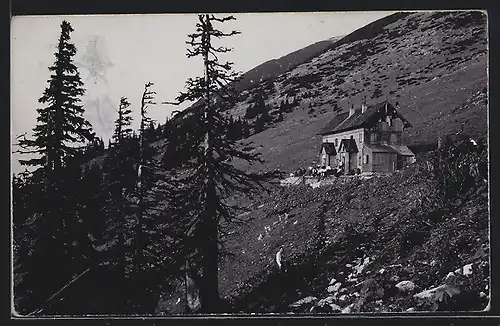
[{"x1": 319, "y1": 100, "x2": 415, "y2": 174}]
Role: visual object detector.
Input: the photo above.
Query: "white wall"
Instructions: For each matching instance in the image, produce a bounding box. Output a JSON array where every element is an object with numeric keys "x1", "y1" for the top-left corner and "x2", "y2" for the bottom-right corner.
[{"x1": 322, "y1": 127, "x2": 364, "y2": 169}]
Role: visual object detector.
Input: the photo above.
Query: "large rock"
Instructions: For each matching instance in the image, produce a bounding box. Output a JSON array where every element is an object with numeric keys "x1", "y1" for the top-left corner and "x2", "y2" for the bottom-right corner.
[
  {"x1": 327, "y1": 282, "x2": 342, "y2": 293},
  {"x1": 462, "y1": 263, "x2": 473, "y2": 276},
  {"x1": 289, "y1": 296, "x2": 317, "y2": 308},
  {"x1": 328, "y1": 303, "x2": 342, "y2": 312},
  {"x1": 360, "y1": 278, "x2": 385, "y2": 300},
  {"x1": 395, "y1": 280, "x2": 417, "y2": 293},
  {"x1": 338, "y1": 294, "x2": 349, "y2": 305},
  {"x1": 316, "y1": 296, "x2": 335, "y2": 306},
  {"x1": 341, "y1": 303, "x2": 354, "y2": 314},
  {"x1": 315, "y1": 296, "x2": 343, "y2": 313},
  {"x1": 414, "y1": 284, "x2": 460, "y2": 301}
]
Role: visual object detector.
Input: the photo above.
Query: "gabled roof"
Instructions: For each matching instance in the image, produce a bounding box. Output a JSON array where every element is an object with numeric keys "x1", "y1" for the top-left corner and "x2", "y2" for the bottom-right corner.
[
  {"x1": 389, "y1": 144, "x2": 415, "y2": 156},
  {"x1": 319, "y1": 111, "x2": 349, "y2": 135},
  {"x1": 320, "y1": 101, "x2": 412, "y2": 135},
  {"x1": 320, "y1": 142, "x2": 337, "y2": 156},
  {"x1": 363, "y1": 143, "x2": 397, "y2": 153},
  {"x1": 339, "y1": 138, "x2": 358, "y2": 153}
]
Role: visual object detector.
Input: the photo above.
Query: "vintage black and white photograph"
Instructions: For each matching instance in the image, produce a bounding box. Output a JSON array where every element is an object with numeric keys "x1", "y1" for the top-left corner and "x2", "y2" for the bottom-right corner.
[{"x1": 11, "y1": 10, "x2": 489, "y2": 316}]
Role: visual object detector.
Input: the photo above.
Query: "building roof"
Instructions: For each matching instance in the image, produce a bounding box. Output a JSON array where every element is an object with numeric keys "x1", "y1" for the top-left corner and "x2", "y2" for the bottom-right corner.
[
  {"x1": 319, "y1": 111, "x2": 349, "y2": 135},
  {"x1": 320, "y1": 142, "x2": 337, "y2": 156},
  {"x1": 339, "y1": 138, "x2": 358, "y2": 153},
  {"x1": 319, "y1": 101, "x2": 412, "y2": 135},
  {"x1": 389, "y1": 144, "x2": 415, "y2": 156},
  {"x1": 363, "y1": 143, "x2": 398, "y2": 153}
]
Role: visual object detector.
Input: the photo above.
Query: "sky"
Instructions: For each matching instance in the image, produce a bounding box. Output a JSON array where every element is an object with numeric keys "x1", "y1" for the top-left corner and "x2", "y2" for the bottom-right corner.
[{"x1": 11, "y1": 11, "x2": 393, "y2": 174}]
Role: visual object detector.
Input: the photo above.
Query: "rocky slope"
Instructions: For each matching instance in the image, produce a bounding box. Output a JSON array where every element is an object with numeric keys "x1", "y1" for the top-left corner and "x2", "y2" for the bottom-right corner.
[{"x1": 154, "y1": 134, "x2": 489, "y2": 314}]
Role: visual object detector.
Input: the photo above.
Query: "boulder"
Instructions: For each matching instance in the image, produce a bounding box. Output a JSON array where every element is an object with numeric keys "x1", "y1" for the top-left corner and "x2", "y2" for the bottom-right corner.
[
  {"x1": 329, "y1": 277, "x2": 337, "y2": 285},
  {"x1": 360, "y1": 278, "x2": 385, "y2": 300},
  {"x1": 463, "y1": 263, "x2": 473, "y2": 276},
  {"x1": 341, "y1": 303, "x2": 354, "y2": 314},
  {"x1": 327, "y1": 282, "x2": 342, "y2": 293},
  {"x1": 338, "y1": 294, "x2": 349, "y2": 305},
  {"x1": 395, "y1": 280, "x2": 417, "y2": 293},
  {"x1": 328, "y1": 303, "x2": 342, "y2": 312},
  {"x1": 413, "y1": 284, "x2": 460, "y2": 301},
  {"x1": 289, "y1": 296, "x2": 318, "y2": 308},
  {"x1": 316, "y1": 296, "x2": 336, "y2": 307},
  {"x1": 354, "y1": 257, "x2": 370, "y2": 274}
]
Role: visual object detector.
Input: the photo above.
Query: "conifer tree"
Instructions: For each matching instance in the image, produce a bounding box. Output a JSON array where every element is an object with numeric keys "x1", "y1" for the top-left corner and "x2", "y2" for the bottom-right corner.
[
  {"x1": 164, "y1": 14, "x2": 265, "y2": 312},
  {"x1": 96, "y1": 96, "x2": 136, "y2": 287},
  {"x1": 112, "y1": 97, "x2": 133, "y2": 145},
  {"x1": 16, "y1": 20, "x2": 94, "y2": 183},
  {"x1": 13, "y1": 21, "x2": 94, "y2": 313}
]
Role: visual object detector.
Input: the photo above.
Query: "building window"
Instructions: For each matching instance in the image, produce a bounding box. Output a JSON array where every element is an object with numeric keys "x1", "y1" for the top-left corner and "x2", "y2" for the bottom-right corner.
[
  {"x1": 359, "y1": 133, "x2": 362, "y2": 143},
  {"x1": 335, "y1": 138, "x2": 338, "y2": 147},
  {"x1": 350, "y1": 135, "x2": 353, "y2": 139},
  {"x1": 365, "y1": 155, "x2": 369, "y2": 164}
]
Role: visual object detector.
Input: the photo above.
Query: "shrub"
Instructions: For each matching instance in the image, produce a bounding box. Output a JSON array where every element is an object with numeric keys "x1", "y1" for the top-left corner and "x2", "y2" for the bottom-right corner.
[{"x1": 421, "y1": 134, "x2": 488, "y2": 202}]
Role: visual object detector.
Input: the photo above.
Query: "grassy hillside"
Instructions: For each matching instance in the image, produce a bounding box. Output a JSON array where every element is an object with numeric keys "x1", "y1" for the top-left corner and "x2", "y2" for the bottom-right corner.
[
  {"x1": 223, "y1": 11, "x2": 487, "y2": 173},
  {"x1": 235, "y1": 38, "x2": 343, "y2": 91}
]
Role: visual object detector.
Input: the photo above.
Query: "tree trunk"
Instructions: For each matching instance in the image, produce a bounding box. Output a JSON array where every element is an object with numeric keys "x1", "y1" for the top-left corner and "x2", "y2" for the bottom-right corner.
[
  {"x1": 185, "y1": 262, "x2": 202, "y2": 312},
  {"x1": 200, "y1": 196, "x2": 219, "y2": 312},
  {"x1": 199, "y1": 14, "x2": 220, "y2": 312}
]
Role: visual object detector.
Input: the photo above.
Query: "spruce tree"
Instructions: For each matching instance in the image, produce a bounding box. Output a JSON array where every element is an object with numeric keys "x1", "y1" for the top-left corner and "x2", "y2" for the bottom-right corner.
[
  {"x1": 14, "y1": 20, "x2": 94, "y2": 313},
  {"x1": 165, "y1": 14, "x2": 265, "y2": 312},
  {"x1": 112, "y1": 97, "x2": 133, "y2": 145},
  {"x1": 136, "y1": 82, "x2": 156, "y2": 277},
  {"x1": 16, "y1": 20, "x2": 94, "y2": 182}
]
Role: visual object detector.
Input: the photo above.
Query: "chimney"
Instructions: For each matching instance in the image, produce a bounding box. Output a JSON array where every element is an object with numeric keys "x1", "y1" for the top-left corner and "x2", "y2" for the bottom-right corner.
[
  {"x1": 361, "y1": 96, "x2": 367, "y2": 113},
  {"x1": 349, "y1": 104, "x2": 355, "y2": 117}
]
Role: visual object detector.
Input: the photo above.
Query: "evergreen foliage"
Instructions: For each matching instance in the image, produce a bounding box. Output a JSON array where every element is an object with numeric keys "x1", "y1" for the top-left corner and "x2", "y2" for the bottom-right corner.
[
  {"x1": 13, "y1": 20, "x2": 95, "y2": 315},
  {"x1": 112, "y1": 97, "x2": 133, "y2": 145},
  {"x1": 164, "y1": 14, "x2": 266, "y2": 312},
  {"x1": 16, "y1": 20, "x2": 94, "y2": 177}
]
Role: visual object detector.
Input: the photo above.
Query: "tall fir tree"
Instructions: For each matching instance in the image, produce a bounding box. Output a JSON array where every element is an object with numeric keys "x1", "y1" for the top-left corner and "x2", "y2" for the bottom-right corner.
[
  {"x1": 164, "y1": 14, "x2": 265, "y2": 312},
  {"x1": 17, "y1": 20, "x2": 94, "y2": 183},
  {"x1": 136, "y1": 82, "x2": 156, "y2": 278},
  {"x1": 14, "y1": 20, "x2": 95, "y2": 314},
  {"x1": 112, "y1": 97, "x2": 133, "y2": 146}
]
